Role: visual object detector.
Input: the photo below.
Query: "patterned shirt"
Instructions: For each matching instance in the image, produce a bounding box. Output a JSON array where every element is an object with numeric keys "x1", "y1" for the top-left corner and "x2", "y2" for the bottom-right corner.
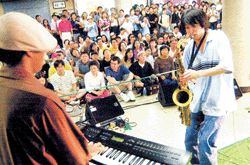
[
  {"x1": 50, "y1": 70, "x2": 77, "y2": 93},
  {"x1": 183, "y1": 29, "x2": 237, "y2": 116},
  {"x1": 98, "y1": 19, "x2": 110, "y2": 32}
]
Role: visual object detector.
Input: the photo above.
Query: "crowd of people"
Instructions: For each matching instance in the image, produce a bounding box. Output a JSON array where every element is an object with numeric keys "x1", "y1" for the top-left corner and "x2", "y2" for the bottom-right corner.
[
  {"x1": 0, "y1": 0, "x2": 237, "y2": 165},
  {"x1": 33, "y1": 0, "x2": 223, "y2": 104}
]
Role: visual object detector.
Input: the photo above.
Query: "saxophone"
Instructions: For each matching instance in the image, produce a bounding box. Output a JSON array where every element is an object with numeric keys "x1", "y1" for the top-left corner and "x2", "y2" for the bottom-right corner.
[{"x1": 172, "y1": 38, "x2": 192, "y2": 127}]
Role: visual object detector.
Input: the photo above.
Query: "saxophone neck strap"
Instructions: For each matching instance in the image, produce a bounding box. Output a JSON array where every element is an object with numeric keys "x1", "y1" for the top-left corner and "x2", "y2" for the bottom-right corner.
[{"x1": 188, "y1": 31, "x2": 207, "y2": 69}]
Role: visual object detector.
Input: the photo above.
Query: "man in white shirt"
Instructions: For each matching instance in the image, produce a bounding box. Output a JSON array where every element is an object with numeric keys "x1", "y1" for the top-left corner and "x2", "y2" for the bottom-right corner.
[
  {"x1": 168, "y1": 38, "x2": 178, "y2": 61},
  {"x1": 173, "y1": 26, "x2": 182, "y2": 40},
  {"x1": 50, "y1": 60, "x2": 79, "y2": 103},
  {"x1": 51, "y1": 14, "x2": 63, "y2": 48},
  {"x1": 121, "y1": 14, "x2": 133, "y2": 36}
]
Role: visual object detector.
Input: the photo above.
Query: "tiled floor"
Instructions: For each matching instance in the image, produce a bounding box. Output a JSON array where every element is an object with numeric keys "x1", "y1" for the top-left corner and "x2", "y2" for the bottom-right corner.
[{"x1": 70, "y1": 91, "x2": 250, "y2": 162}]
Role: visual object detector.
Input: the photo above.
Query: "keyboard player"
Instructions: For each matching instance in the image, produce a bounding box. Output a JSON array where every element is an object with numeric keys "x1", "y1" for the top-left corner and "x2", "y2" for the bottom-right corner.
[{"x1": 0, "y1": 12, "x2": 107, "y2": 165}]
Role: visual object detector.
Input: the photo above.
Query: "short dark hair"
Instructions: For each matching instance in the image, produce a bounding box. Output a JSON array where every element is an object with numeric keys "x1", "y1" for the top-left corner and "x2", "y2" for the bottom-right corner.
[
  {"x1": 61, "y1": 15, "x2": 67, "y2": 18},
  {"x1": 160, "y1": 45, "x2": 170, "y2": 53},
  {"x1": 35, "y1": 15, "x2": 41, "y2": 19},
  {"x1": 103, "y1": 49, "x2": 110, "y2": 55},
  {"x1": 81, "y1": 51, "x2": 89, "y2": 57},
  {"x1": 174, "y1": 26, "x2": 179, "y2": 29},
  {"x1": 183, "y1": 8, "x2": 210, "y2": 30},
  {"x1": 97, "y1": 6, "x2": 102, "y2": 10},
  {"x1": 111, "y1": 56, "x2": 121, "y2": 64},
  {"x1": 145, "y1": 47, "x2": 151, "y2": 51},
  {"x1": 54, "y1": 60, "x2": 65, "y2": 69},
  {"x1": 89, "y1": 60, "x2": 100, "y2": 69},
  {"x1": 125, "y1": 14, "x2": 130, "y2": 18},
  {"x1": 0, "y1": 49, "x2": 26, "y2": 67},
  {"x1": 111, "y1": 38, "x2": 117, "y2": 43}
]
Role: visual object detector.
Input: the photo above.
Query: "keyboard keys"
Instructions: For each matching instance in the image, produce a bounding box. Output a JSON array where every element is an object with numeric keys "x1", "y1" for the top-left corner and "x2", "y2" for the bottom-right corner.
[
  {"x1": 113, "y1": 151, "x2": 122, "y2": 160},
  {"x1": 123, "y1": 154, "x2": 132, "y2": 163},
  {"x1": 128, "y1": 156, "x2": 137, "y2": 165},
  {"x1": 109, "y1": 149, "x2": 118, "y2": 159},
  {"x1": 119, "y1": 153, "x2": 128, "y2": 162}
]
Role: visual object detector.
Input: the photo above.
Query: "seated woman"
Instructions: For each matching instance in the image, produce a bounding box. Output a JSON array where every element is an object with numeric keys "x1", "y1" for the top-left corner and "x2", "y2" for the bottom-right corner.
[
  {"x1": 133, "y1": 39, "x2": 144, "y2": 60},
  {"x1": 121, "y1": 48, "x2": 135, "y2": 69},
  {"x1": 85, "y1": 60, "x2": 111, "y2": 101},
  {"x1": 154, "y1": 45, "x2": 177, "y2": 86},
  {"x1": 35, "y1": 71, "x2": 54, "y2": 90},
  {"x1": 115, "y1": 41, "x2": 127, "y2": 60},
  {"x1": 70, "y1": 49, "x2": 80, "y2": 70}
]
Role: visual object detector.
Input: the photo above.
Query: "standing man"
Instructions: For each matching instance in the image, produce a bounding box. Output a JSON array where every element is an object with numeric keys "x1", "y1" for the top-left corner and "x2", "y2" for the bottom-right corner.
[
  {"x1": 180, "y1": 9, "x2": 237, "y2": 165},
  {"x1": 0, "y1": 12, "x2": 106, "y2": 164},
  {"x1": 58, "y1": 15, "x2": 73, "y2": 45},
  {"x1": 51, "y1": 14, "x2": 63, "y2": 48}
]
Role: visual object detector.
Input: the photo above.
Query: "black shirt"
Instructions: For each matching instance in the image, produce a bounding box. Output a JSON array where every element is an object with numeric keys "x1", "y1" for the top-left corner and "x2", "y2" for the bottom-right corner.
[
  {"x1": 129, "y1": 61, "x2": 154, "y2": 78},
  {"x1": 100, "y1": 58, "x2": 111, "y2": 72},
  {"x1": 148, "y1": 13, "x2": 158, "y2": 28}
]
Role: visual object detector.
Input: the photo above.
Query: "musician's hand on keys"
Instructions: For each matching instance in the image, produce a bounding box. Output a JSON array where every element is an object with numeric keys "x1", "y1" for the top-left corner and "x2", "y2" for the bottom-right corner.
[
  {"x1": 180, "y1": 69, "x2": 200, "y2": 82},
  {"x1": 87, "y1": 142, "x2": 108, "y2": 158}
]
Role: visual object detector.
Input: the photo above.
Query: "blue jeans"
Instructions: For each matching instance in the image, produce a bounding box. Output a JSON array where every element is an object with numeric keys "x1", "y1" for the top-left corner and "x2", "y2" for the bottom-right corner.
[
  {"x1": 185, "y1": 111, "x2": 226, "y2": 165},
  {"x1": 160, "y1": 26, "x2": 172, "y2": 33}
]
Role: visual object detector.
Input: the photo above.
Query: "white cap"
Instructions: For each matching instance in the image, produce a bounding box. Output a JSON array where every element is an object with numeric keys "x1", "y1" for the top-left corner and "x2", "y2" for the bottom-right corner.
[{"x1": 0, "y1": 12, "x2": 57, "y2": 52}]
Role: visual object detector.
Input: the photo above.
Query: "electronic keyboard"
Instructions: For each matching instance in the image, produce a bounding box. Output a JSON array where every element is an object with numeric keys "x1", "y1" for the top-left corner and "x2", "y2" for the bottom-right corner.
[{"x1": 80, "y1": 124, "x2": 191, "y2": 165}]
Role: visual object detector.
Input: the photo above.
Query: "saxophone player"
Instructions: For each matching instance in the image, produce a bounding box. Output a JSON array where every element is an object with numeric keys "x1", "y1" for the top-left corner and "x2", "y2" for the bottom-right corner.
[{"x1": 180, "y1": 9, "x2": 237, "y2": 165}]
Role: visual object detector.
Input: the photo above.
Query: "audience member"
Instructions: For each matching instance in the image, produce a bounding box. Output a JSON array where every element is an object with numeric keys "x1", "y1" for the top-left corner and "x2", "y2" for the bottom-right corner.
[
  {"x1": 105, "y1": 56, "x2": 135, "y2": 102},
  {"x1": 74, "y1": 52, "x2": 90, "y2": 88},
  {"x1": 100, "y1": 49, "x2": 112, "y2": 74},
  {"x1": 133, "y1": 39, "x2": 144, "y2": 60},
  {"x1": 116, "y1": 41, "x2": 127, "y2": 60},
  {"x1": 129, "y1": 51, "x2": 155, "y2": 89},
  {"x1": 58, "y1": 15, "x2": 72, "y2": 45},
  {"x1": 50, "y1": 60, "x2": 79, "y2": 103},
  {"x1": 85, "y1": 60, "x2": 111, "y2": 101},
  {"x1": 130, "y1": 8, "x2": 140, "y2": 37},
  {"x1": 99, "y1": 12, "x2": 111, "y2": 41},
  {"x1": 173, "y1": 26, "x2": 182, "y2": 40},
  {"x1": 48, "y1": 53, "x2": 72, "y2": 78},
  {"x1": 145, "y1": 47, "x2": 154, "y2": 68},
  {"x1": 109, "y1": 39, "x2": 119, "y2": 56},
  {"x1": 154, "y1": 45, "x2": 177, "y2": 86},
  {"x1": 70, "y1": 12, "x2": 81, "y2": 41},
  {"x1": 121, "y1": 48, "x2": 134, "y2": 68},
  {"x1": 141, "y1": 17, "x2": 151, "y2": 36},
  {"x1": 121, "y1": 14, "x2": 133, "y2": 36},
  {"x1": 158, "y1": 9, "x2": 171, "y2": 33},
  {"x1": 84, "y1": 16, "x2": 98, "y2": 42}
]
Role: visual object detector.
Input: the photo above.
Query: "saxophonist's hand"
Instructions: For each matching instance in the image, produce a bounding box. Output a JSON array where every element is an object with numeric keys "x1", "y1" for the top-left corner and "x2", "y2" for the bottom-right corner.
[{"x1": 180, "y1": 69, "x2": 200, "y2": 82}]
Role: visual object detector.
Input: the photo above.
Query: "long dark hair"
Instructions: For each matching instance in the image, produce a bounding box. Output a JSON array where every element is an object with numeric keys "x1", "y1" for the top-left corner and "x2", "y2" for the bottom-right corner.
[{"x1": 124, "y1": 48, "x2": 134, "y2": 63}]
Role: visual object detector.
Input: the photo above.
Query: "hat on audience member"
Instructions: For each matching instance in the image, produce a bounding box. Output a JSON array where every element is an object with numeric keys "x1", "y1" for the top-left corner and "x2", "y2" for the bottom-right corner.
[
  {"x1": 0, "y1": 12, "x2": 57, "y2": 52},
  {"x1": 110, "y1": 32, "x2": 115, "y2": 36},
  {"x1": 137, "y1": 51, "x2": 146, "y2": 57},
  {"x1": 51, "y1": 53, "x2": 59, "y2": 59},
  {"x1": 87, "y1": 16, "x2": 92, "y2": 20}
]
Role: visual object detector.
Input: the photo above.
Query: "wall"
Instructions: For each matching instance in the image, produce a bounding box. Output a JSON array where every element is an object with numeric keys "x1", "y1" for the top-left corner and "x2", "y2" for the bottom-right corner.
[{"x1": 2, "y1": 0, "x2": 51, "y2": 21}]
